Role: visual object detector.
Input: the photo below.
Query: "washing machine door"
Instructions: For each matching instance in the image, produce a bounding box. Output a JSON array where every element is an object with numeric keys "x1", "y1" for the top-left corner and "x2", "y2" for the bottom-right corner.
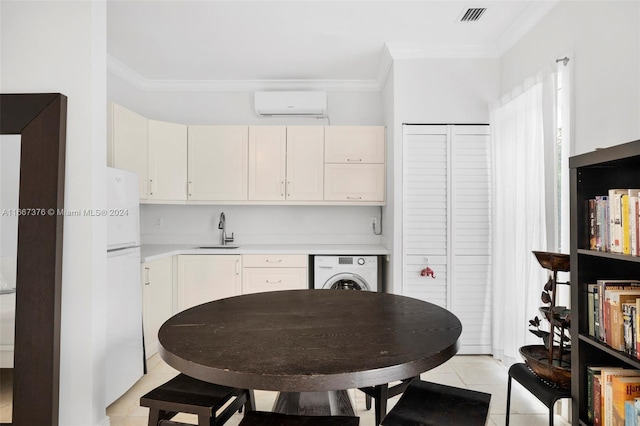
[{"x1": 323, "y1": 273, "x2": 371, "y2": 291}]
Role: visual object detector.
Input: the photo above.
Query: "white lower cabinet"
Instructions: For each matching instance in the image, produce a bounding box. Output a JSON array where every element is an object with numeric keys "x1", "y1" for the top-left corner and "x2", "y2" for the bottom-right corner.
[
  {"x1": 177, "y1": 255, "x2": 242, "y2": 312},
  {"x1": 142, "y1": 257, "x2": 173, "y2": 358},
  {"x1": 242, "y1": 254, "x2": 308, "y2": 294}
]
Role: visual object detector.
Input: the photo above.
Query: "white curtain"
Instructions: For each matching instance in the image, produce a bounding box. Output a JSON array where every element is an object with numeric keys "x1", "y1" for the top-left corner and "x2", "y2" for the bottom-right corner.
[{"x1": 490, "y1": 74, "x2": 555, "y2": 365}]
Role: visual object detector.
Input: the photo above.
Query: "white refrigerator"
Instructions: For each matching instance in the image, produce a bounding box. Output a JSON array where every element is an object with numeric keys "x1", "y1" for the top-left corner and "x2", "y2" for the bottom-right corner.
[{"x1": 106, "y1": 167, "x2": 143, "y2": 406}]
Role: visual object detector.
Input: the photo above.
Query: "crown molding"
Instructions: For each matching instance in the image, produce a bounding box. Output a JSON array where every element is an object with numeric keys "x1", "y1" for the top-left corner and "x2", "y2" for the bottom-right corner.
[
  {"x1": 107, "y1": 55, "x2": 381, "y2": 92},
  {"x1": 384, "y1": 42, "x2": 500, "y2": 60},
  {"x1": 494, "y1": 1, "x2": 558, "y2": 56}
]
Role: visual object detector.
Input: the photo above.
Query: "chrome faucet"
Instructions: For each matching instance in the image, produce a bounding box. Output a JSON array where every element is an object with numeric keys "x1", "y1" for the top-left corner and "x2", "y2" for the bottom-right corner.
[{"x1": 218, "y1": 212, "x2": 234, "y2": 245}]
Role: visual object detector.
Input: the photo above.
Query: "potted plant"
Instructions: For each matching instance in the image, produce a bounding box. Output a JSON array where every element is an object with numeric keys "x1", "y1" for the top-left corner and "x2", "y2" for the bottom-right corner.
[{"x1": 519, "y1": 250, "x2": 571, "y2": 389}]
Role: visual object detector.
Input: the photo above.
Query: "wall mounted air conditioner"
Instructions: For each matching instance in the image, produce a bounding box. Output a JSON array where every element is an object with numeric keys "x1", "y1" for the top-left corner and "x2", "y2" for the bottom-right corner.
[{"x1": 254, "y1": 91, "x2": 327, "y2": 117}]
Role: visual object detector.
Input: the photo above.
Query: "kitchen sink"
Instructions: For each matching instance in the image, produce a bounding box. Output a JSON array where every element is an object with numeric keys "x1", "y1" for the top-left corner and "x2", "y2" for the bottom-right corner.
[{"x1": 197, "y1": 245, "x2": 239, "y2": 249}]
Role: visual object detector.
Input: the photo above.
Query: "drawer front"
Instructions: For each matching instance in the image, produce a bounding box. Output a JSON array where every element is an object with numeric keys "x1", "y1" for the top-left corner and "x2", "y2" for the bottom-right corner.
[
  {"x1": 243, "y1": 254, "x2": 308, "y2": 268},
  {"x1": 242, "y1": 268, "x2": 308, "y2": 294}
]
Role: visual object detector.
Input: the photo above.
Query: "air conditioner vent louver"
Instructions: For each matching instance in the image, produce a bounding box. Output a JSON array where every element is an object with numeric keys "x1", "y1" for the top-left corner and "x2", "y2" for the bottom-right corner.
[{"x1": 460, "y1": 7, "x2": 486, "y2": 22}]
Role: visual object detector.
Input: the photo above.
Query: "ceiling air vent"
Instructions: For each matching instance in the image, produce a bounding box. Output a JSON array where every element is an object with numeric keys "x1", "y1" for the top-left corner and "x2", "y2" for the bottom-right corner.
[{"x1": 459, "y1": 7, "x2": 486, "y2": 22}]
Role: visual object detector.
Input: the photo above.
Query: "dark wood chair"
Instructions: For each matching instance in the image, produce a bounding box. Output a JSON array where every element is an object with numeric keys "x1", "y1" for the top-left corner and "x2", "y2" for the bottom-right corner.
[
  {"x1": 139, "y1": 373, "x2": 255, "y2": 426},
  {"x1": 506, "y1": 363, "x2": 571, "y2": 426},
  {"x1": 238, "y1": 411, "x2": 359, "y2": 425},
  {"x1": 381, "y1": 379, "x2": 492, "y2": 426},
  {"x1": 358, "y1": 376, "x2": 418, "y2": 426}
]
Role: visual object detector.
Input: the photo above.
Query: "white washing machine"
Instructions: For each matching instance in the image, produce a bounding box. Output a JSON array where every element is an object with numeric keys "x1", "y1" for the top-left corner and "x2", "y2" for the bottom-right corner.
[{"x1": 313, "y1": 256, "x2": 378, "y2": 291}]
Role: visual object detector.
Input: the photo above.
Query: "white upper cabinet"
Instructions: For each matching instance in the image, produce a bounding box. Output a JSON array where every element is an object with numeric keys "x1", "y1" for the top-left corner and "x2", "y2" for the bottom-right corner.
[
  {"x1": 188, "y1": 126, "x2": 248, "y2": 201},
  {"x1": 324, "y1": 163, "x2": 385, "y2": 202},
  {"x1": 285, "y1": 126, "x2": 324, "y2": 201},
  {"x1": 324, "y1": 126, "x2": 385, "y2": 203},
  {"x1": 108, "y1": 103, "x2": 385, "y2": 205},
  {"x1": 248, "y1": 126, "x2": 287, "y2": 201},
  {"x1": 248, "y1": 126, "x2": 325, "y2": 202},
  {"x1": 108, "y1": 102, "x2": 149, "y2": 199},
  {"x1": 148, "y1": 120, "x2": 187, "y2": 201},
  {"x1": 324, "y1": 126, "x2": 385, "y2": 164}
]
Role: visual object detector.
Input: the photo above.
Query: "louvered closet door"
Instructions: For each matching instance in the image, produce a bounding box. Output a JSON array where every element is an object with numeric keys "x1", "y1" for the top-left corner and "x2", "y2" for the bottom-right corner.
[
  {"x1": 403, "y1": 125, "x2": 449, "y2": 308},
  {"x1": 403, "y1": 124, "x2": 492, "y2": 354}
]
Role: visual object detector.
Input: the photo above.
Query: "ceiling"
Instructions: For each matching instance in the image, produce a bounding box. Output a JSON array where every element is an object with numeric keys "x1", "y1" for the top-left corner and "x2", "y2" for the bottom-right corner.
[{"x1": 107, "y1": 0, "x2": 558, "y2": 91}]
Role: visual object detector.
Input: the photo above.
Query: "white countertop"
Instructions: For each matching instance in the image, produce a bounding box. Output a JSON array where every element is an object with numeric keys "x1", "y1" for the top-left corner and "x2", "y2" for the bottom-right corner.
[{"x1": 141, "y1": 244, "x2": 390, "y2": 263}]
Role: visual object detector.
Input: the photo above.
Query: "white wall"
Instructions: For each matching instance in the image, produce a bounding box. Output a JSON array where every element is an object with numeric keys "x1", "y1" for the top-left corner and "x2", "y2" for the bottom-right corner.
[
  {"x1": 393, "y1": 57, "x2": 499, "y2": 124},
  {"x1": 388, "y1": 57, "x2": 500, "y2": 294},
  {"x1": 1, "y1": 2, "x2": 108, "y2": 425},
  {"x1": 381, "y1": 64, "x2": 395, "y2": 290},
  {"x1": 500, "y1": 1, "x2": 640, "y2": 155},
  {"x1": 108, "y1": 73, "x2": 385, "y2": 246}
]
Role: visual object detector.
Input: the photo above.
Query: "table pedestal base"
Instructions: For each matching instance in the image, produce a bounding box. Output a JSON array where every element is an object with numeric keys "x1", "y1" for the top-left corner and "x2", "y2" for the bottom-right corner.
[{"x1": 273, "y1": 390, "x2": 355, "y2": 417}]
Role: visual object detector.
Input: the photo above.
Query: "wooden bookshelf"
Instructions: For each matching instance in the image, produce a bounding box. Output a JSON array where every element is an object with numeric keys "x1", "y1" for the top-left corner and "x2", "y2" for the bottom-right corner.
[{"x1": 570, "y1": 139, "x2": 640, "y2": 425}]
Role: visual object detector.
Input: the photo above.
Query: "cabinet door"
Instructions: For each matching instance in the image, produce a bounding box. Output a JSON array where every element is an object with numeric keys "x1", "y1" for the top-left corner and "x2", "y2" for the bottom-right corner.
[
  {"x1": 188, "y1": 126, "x2": 248, "y2": 201},
  {"x1": 325, "y1": 126, "x2": 385, "y2": 163},
  {"x1": 324, "y1": 164, "x2": 385, "y2": 202},
  {"x1": 142, "y1": 257, "x2": 173, "y2": 358},
  {"x1": 242, "y1": 267, "x2": 308, "y2": 294},
  {"x1": 286, "y1": 126, "x2": 324, "y2": 201},
  {"x1": 108, "y1": 102, "x2": 148, "y2": 199},
  {"x1": 248, "y1": 126, "x2": 286, "y2": 201},
  {"x1": 177, "y1": 255, "x2": 241, "y2": 312},
  {"x1": 148, "y1": 120, "x2": 187, "y2": 201}
]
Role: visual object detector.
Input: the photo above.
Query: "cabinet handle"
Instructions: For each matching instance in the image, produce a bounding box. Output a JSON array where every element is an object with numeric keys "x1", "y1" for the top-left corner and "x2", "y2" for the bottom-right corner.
[
  {"x1": 266, "y1": 259, "x2": 282, "y2": 263},
  {"x1": 266, "y1": 280, "x2": 282, "y2": 284},
  {"x1": 280, "y1": 181, "x2": 284, "y2": 197},
  {"x1": 188, "y1": 181, "x2": 192, "y2": 196},
  {"x1": 235, "y1": 260, "x2": 240, "y2": 275},
  {"x1": 347, "y1": 196, "x2": 362, "y2": 200},
  {"x1": 347, "y1": 158, "x2": 362, "y2": 162},
  {"x1": 149, "y1": 179, "x2": 154, "y2": 195},
  {"x1": 144, "y1": 267, "x2": 150, "y2": 285},
  {"x1": 287, "y1": 181, "x2": 291, "y2": 197}
]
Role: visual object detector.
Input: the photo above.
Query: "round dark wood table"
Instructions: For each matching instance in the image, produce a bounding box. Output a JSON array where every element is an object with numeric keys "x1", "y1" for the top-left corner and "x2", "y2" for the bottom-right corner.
[{"x1": 158, "y1": 289, "x2": 462, "y2": 422}]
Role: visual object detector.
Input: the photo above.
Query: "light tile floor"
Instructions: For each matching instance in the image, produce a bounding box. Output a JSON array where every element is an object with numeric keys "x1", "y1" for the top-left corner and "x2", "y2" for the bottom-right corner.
[{"x1": 0, "y1": 355, "x2": 571, "y2": 425}]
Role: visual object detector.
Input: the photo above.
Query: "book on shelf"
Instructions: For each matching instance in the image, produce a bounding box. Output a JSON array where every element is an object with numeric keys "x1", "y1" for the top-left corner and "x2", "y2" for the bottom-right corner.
[
  {"x1": 623, "y1": 195, "x2": 631, "y2": 255},
  {"x1": 625, "y1": 400, "x2": 638, "y2": 426},
  {"x1": 603, "y1": 368, "x2": 640, "y2": 426},
  {"x1": 590, "y1": 366, "x2": 606, "y2": 423},
  {"x1": 589, "y1": 283, "x2": 597, "y2": 337},
  {"x1": 630, "y1": 189, "x2": 640, "y2": 256},
  {"x1": 596, "y1": 195, "x2": 610, "y2": 252},
  {"x1": 596, "y1": 373, "x2": 603, "y2": 425},
  {"x1": 587, "y1": 190, "x2": 640, "y2": 255},
  {"x1": 612, "y1": 375, "x2": 640, "y2": 426},
  {"x1": 624, "y1": 302, "x2": 637, "y2": 356},
  {"x1": 636, "y1": 298, "x2": 640, "y2": 358},
  {"x1": 607, "y1": 289, "x2": 640, "y2": 351},
  {"x1": 597, "y1": 280, "x2": 640, "y2": 344},
  {"x1": 610, "y1": 189, "x2": 628, "y2": 254},
  {"x1": 590, "y1": 198, "x2": 598, "y2": 250}
]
